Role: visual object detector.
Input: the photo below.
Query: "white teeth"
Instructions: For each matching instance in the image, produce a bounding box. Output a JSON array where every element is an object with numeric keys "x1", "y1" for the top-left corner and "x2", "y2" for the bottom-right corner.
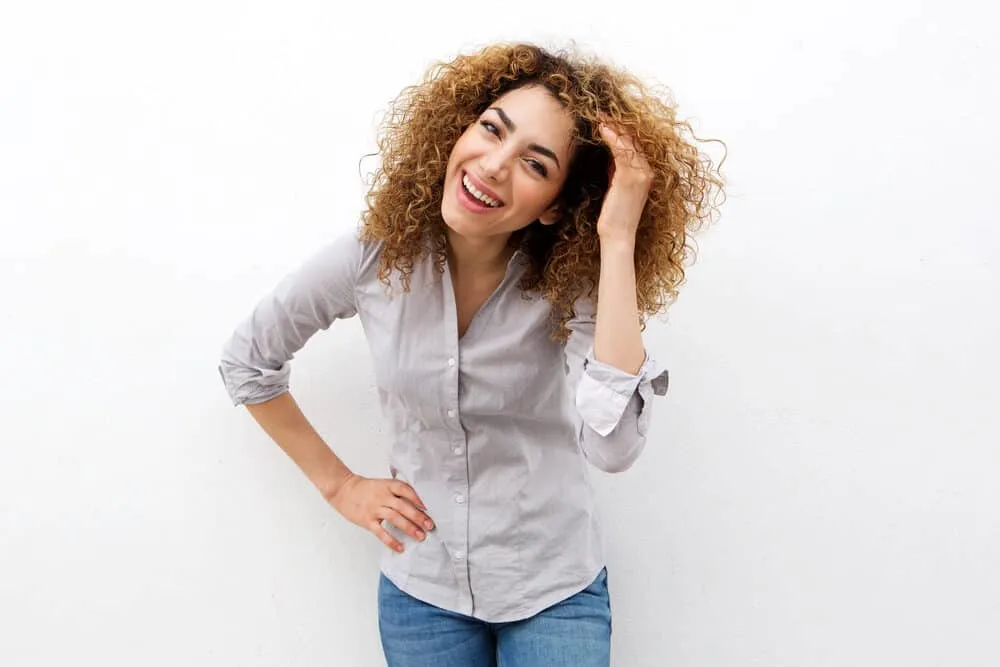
[{"x1": 462, "y1": 174, "x2": 500, "y2": 207}]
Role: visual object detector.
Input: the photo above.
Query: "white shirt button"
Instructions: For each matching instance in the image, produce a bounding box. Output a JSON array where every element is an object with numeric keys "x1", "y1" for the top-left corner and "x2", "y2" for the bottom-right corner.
[
  {"x1": 447, "y1": 409, "x2": 456, "y2": 418},
  {"x1": 453, "y1": 550, "x2": 465, "y2": 561},
  {"x1": 447, "y1": 357, "x2": 456, "y2": 367},
  {"x1": 453, "y1": 445, "x2": 463, "y2": 455},
  {"x1": 454, "y1": 493, "x2": 466, "y2": 504}
]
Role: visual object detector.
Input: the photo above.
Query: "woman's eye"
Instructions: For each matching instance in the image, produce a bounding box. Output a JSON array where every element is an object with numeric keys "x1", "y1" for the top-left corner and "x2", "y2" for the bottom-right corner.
[
  {"x1": 480, "y1": 121, "x2": 500, "y2": 136},
  {"x1": 526, "y1": 159, "x2": 547, "y2": 177}
]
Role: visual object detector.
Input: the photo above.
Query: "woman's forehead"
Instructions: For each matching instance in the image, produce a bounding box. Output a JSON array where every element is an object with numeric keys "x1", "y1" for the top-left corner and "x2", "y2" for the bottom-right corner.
[{"x1": 487, "y1": 87, "x2": 576, "y2": 151}]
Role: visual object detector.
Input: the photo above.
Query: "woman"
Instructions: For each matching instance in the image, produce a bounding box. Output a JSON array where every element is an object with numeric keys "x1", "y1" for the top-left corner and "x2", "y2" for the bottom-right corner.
[{"x1": 219, "y1": 42, "x2": 722, "y2": 667}]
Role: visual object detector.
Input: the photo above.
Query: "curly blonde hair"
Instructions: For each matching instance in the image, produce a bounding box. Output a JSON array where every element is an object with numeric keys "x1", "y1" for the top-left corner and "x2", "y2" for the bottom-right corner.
[{"x1": 360, "y1": 42, "x2": 724, "y2": 341}]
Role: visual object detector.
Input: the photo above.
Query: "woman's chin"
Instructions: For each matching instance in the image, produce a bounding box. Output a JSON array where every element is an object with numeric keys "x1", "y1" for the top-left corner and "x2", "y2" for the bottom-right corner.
[
  {"x1": 442, "y1": 218, "x2": 480, "y2": 241},
  {"x1": 441, "y1": 206, "x2": 482, "y2": 238}
]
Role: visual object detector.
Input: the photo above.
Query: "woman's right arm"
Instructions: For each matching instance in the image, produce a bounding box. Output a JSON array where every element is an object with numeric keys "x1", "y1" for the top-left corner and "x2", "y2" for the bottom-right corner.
[
  {"x1": 244, "y1": 392, "x2": 353, "y2": 502},
  {"x1": 245, "y1": 392, "x2": 433, "y2": 552},
  {"x1": 218, "y1": 233, "x2": 433, "y2": 551}
]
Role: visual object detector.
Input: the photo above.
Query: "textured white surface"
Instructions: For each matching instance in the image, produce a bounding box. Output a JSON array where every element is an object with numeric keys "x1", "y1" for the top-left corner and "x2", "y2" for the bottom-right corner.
[{"x1": 1, "y1": 1, "x2": 998, "y2": 665}]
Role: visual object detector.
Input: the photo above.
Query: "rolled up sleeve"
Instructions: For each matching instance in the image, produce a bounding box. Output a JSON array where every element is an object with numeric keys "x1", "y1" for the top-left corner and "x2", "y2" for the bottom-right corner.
[
  {"x1": 565, "y1": 298, "x2": 669, "y2": 472},
  {"x1": 218, "y1": 232, "x2": 366, "y2": 406}
]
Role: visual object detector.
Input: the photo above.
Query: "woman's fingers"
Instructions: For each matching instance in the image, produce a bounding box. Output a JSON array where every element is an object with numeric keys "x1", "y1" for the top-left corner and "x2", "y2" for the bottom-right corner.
[
  {"x1": 387, "y1": 494, "x2": 435, "y2": 532},
  {"x1": 388, "y1": 481, "x2": 435, "y2": 531},
  {"x1": 330, "y1": 476, "x2": 435, "y2": 553},
  {"x1": 375, "y1": 480, "x2": 435, "y2": 550},
  {"x1": 390, "y1": 480, "x2": 427, "y2": 511},
  {"x1": 369, "y1": 519, "x2": 404, "y2": 553},
  {"x1": 598, "y1": 121, "x2": 653, "y2": 191},
  {"x1": 378, "y1": 506, "x2": 427, "y2": 542}
]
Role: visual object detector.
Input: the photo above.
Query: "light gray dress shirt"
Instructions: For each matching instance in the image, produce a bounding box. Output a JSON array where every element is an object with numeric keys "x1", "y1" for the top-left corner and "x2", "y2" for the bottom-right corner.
[{"x1": 218, "y1": 231, "x2": 669, "y2": 622}]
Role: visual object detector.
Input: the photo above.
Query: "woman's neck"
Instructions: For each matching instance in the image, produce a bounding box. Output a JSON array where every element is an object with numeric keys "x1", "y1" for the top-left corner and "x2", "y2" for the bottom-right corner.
[{"x1": 445, "y1": 229, "x2": 515, "y2": 277}]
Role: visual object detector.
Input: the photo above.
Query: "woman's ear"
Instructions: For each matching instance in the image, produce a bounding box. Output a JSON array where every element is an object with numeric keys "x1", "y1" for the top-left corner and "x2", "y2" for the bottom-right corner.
[{"x1": 539, "y1": 202, "x2": 562, "y2": 226}]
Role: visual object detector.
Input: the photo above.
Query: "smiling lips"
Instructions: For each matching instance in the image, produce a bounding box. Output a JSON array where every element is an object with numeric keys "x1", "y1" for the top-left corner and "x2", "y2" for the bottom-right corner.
[{"x1": 458, "y1": 170, "x2": 505, "y2": 211}]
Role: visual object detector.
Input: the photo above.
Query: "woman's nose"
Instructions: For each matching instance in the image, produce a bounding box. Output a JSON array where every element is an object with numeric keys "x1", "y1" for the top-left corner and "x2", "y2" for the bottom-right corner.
[{"x1": 479, "y1": 148, "x2": 510, "y2": 181}]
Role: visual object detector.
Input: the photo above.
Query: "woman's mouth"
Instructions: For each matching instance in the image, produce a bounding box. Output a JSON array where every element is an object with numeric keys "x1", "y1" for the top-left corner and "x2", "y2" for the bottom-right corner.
[{"x1": 457, "y1": 171, "x2": 504, "y2": 212}]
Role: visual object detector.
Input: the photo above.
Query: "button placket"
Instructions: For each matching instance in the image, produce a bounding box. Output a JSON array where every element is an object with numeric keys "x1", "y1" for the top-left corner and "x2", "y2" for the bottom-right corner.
[
  {"x1": 440, "y1": 262, "x2": 475, "y2": 615},
  {"x1": 442, "y1": 312, "x2": 473, "y2": 608}
]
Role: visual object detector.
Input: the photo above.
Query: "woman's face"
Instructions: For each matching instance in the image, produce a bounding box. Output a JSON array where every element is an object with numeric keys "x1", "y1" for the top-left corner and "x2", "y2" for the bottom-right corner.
[{"x1": 441, "y1": 85, "x2": 576, "y2": 243}]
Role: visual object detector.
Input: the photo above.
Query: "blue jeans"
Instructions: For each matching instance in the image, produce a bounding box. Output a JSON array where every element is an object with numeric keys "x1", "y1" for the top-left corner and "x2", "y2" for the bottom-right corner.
[{"x1": 378, "y1": 569, "x2": 612, "y2": 667}]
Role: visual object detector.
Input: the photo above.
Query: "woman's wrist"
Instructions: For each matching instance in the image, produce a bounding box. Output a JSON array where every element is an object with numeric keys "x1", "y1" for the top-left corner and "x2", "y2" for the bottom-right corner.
[{"x1": 598, "y1": 233, "x2": 637, "y2": 258}]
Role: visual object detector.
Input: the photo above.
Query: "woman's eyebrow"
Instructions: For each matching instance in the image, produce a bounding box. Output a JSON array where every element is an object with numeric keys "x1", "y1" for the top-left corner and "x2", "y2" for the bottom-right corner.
[
  {"x1": 488, "y1": 106, "x2": 562, "y2": 169},
  {"x1": 489, "y1": 106, "x2": 517, "y2": 132}
]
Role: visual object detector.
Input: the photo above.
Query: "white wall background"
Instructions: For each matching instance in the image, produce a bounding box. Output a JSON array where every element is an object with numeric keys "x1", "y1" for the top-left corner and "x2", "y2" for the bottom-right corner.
[{"x1": 2, "y1": 0, "x2": 998, "y2": 665}]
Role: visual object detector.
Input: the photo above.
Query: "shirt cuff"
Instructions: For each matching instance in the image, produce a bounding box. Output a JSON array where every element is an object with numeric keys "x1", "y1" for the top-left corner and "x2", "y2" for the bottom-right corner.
[
  {"x1": 218, "y1": 360, "x2": 291, "y2": 406},
  {"x1": 575, "y1": 350, "x2": 669, "y2": 437}
]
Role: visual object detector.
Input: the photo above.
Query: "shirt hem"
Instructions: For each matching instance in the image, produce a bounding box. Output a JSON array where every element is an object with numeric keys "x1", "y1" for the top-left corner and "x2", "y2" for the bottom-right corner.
[{"x1": 379, "y1": 561, "x2": 608, "y2": 624}]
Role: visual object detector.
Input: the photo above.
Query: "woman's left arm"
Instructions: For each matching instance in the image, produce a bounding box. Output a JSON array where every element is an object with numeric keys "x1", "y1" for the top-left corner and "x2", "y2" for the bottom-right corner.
[
  {"x1": 566, "y1": 124, "x2": 669, "y2": 473},
  {"x1": 593, "y1": 122, "x2": 653, "y2": 374}
]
